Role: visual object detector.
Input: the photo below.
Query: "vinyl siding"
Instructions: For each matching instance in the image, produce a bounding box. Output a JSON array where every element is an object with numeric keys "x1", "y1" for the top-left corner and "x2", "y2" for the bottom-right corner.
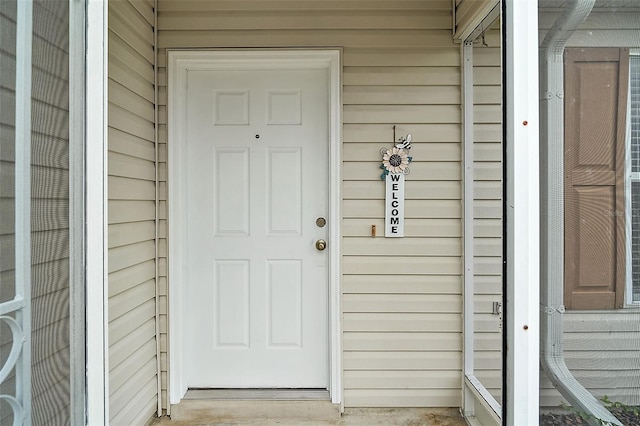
[
  {"x1": 157, "y1": 0, "x2": 462, "y2": 408},
  {"x1": 540, "y1": 311, "x2": 640, "y2": 407},
  {"x1": 108, "y1": 1, "x2": 158, "y2": 423},
  {"x1": 538, "y1": 8, "x2": 640, "y2": 408},
  {"x1": 471, "y1": 23, "x2": 503, "y2": 402}
]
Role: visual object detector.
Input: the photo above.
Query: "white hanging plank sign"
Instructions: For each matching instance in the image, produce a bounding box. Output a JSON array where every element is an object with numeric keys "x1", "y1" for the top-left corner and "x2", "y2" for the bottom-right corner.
[
  {"x1": 385, "y1": 173, "x2": 405, "y2": 237},
  {"x1": 380, "y1": 132, "x2": 412, "y2": 238}
]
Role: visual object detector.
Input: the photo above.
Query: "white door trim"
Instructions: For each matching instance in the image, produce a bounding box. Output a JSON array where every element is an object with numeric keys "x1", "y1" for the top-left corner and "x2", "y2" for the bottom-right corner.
[{"x1": 167, "y1": 50, "x2": 342, "y2": 405}]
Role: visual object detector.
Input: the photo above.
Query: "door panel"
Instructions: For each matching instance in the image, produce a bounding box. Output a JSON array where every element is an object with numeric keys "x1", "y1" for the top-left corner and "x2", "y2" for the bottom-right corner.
[{"x1": 185, "y1": 68, "x2": 329, "y2": 388}]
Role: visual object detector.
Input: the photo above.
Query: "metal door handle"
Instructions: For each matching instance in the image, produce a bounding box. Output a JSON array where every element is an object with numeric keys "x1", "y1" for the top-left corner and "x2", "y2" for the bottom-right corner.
[{"x1": 315, "y1": 239, "x2": 327, "y2": 251}]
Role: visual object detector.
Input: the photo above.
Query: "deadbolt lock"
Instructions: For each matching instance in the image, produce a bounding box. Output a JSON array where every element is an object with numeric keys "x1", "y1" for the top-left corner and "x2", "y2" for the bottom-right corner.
[
  {"x1": 316, "y1": 217, "x2": 326, "y2": 227},
  {"x1": 315, "y1": 239, "x2": 327, "y2": 251}
]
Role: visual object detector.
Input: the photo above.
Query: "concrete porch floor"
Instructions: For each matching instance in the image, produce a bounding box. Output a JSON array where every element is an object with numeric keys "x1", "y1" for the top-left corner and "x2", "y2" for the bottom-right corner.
[{"x1": 149, "y1": 401, "x2": 468, "y2": 425}]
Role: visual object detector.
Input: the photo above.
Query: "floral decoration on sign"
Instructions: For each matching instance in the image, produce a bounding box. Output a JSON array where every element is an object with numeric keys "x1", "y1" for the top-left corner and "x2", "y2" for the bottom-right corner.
[{"x1": 380, "y1": 133, "x2": 412, "y2": 180}]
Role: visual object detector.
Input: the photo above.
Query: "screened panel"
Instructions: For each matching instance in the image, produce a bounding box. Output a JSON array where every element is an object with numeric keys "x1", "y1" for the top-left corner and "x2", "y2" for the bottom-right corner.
[
  {"x1": 31, "y1": 0, "x2": 72, "y2": 424},
  {"x1": 539, "y1": 3, "x2": 640, "y2": 425},
  {"x1": 0, "y1": 0, "x2": 16, "y2": 305},
  {"x1": 472, "y1": 17, "x2": 503, "y2": 406},
  {"x1": 0, "y1": 0, "x2": 76, "y2": 424},
  {"x1": 0, "y1": 1, "x2": 19, "y2": 424}
]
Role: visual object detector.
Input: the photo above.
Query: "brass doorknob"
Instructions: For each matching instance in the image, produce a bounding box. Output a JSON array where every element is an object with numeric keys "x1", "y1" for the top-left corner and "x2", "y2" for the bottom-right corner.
[{"x1": 315, "y1": 239, "x2": 327, "y2": 251}]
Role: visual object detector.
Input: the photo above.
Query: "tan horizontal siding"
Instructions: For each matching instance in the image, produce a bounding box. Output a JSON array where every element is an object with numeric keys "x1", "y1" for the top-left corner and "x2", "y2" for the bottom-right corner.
[
  {"x1": 108, "y1": 152, "x2": 155, "y2": 180},
  {"x1": 343, "y1": 162, "x2": 461, "y2": 181},
  {"x1": 32, "y1": 351, "x2": 69, "y2": 401},
  {"x1": 31, "y1": 318, "x2": 69, "y2": 365},
  {"x1": 32, "y1": 166, "x2": 69, "y2": 199},
  {"x1": 109, "y1": 299, "x2": 156, "y2": 351},
  {"x1": 344, "y1": 48, "x2": 460, "y2": 67},
  {"x1": 109, "y1": 279, "x2": 155, "y2": 321},
  {"x1": 108, "y1": 221, "x2": 156, "y2": 249},
  {"x1": 110, "y1": 337, "x2": 157, "y2": 393},
  {"x1": 108, "y1": 240, "x2": 155, "y2": 275},
  {"x1": 109, "y1": 80, "x2": 155, "y2": 122},
  {"x1": 344, "y1": 294, "x2": 462, "y2": 313},
  {"x1": 342, "y1": 180, "x2": 461, "y2": 199},
  {"x1": 109, "y1": 56, "x2": 155, "y2": 103},
  {"x1": 160, "y1": 1, "x2": 451, "y2": 12},
  {"x1": 31, "y1": 37, "x2": 69, "y2": 81},
  {"x1": 343, "y1": 199, "x2": 461, "y2": 219},
  {"x1": 110, "y1": 318, "x2": 157, "y2": 369},
  {"x1": 108, "y1": 0, "x2": 158, "y2": 423},
  {"x1": 344, "y1": 143, "x2": 460, "y2": 161},
  {"x1": 473, "y1": 200, "x2": 500, "y2": 219},
  {"x1": 344, "y1": 389, "x2": 460, "y2": 407},
  {"x1": 473, "y1": 257, "x2": 501, "y2": 275},
  {"x1": 343, "y1": 257, "x2": 461, "y2": 275},
  {"x1": 31, "y1": 134, "x2": 69, "y2": 169},
  {"x1": 345, "y1": 67, "x2": 461, "y2": 87},
  {"x1": 474, "y1": 334, "x2": 500, "y2": 351},
  {"x1": 345, "y1": 370, "x2": 461, "y2": 389},
  {"x1": 32, "y1": 375, "x2": 70, "y2": 425},
  {"x1": 32, "y1": 288, "x2": 69, "y2": 331},
  {"x1": 160, "y1": 10, "x2": 451, "y2": 30},
  {"x1": 30, "y1": 200, "x2": 67, "y2": 233},
  {"x1": 343, "y1": 238, "x2": 461, "y2": 257},
  {"x1": 345, "y1": 104, "x2": 461, "y2": 123},
  {"x1": 344, "y1": 85, "x2": 460, "y2": 105},
  {"x1": 342, "y1": 218, "x2": 461, "y2": 238},
  {"x1": 541, "y1": 312, "x2": 640, "y2": 407},
  {"x1": 109, "y1": 176, "x2": 156, "y2": 201},
  {"x1": 32, "y1": 68, "x2": 69, "y2": 108},
  {"x1": 109, "y1": 360, "x2": 158, "y2": 424},
  {"x1": 344, "y1": 332, "x2": 461, "y2": 352},
  {"x1": 31, "y1": 259, "x2": 69, "y2": 298},
  {"x1": 474, "y1": 352, "x2": 501, "y2": 370},
  {"x1": 109, "y1": 127, "x2": 155, "y2": 160},
  {"x1": 159, "y1": 29, "x2": 454, "y2": 48},
  {"x1": 473, "y1": 280, "x2": 502, "y2": 296},
  {"x1": 344, "y1": 352, "x2": 462, "y2": 370},
  {"x1": 344, "y1": 313, "x2": 462, "y2": 332},
  {"x1": 157, "y1": 0, "x2": 462, "y2": 408},
  {"x1": 108, "y1": 200, "x2": 155, "y2": 224},
  {"x1": 342, "y1": 275, "x2": 462, "y2": 294},
  {"x1": 109, "y1": 260, "x2": 156, "y2": 298}
]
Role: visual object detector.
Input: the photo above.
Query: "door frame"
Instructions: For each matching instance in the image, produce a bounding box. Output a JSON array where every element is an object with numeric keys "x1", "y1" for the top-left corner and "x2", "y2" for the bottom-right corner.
[{"x1": 167, "y1": 50, "x2": 342, "y2": 405}]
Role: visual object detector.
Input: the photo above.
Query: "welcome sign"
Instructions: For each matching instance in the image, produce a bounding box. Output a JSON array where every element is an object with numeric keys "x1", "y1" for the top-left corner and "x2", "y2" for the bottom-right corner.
[
  {"x1": 385, "y1": 173, "x2": 405, "y2": 237},
  {"x1": 380, "y1": 133, "x2": 412, "y2": 238}
]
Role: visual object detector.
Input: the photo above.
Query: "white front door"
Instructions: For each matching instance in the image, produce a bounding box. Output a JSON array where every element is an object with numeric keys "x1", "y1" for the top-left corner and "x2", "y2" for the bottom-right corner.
[{"x1": 183, "y1": 67, "x2": 329, "y2": 388}]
